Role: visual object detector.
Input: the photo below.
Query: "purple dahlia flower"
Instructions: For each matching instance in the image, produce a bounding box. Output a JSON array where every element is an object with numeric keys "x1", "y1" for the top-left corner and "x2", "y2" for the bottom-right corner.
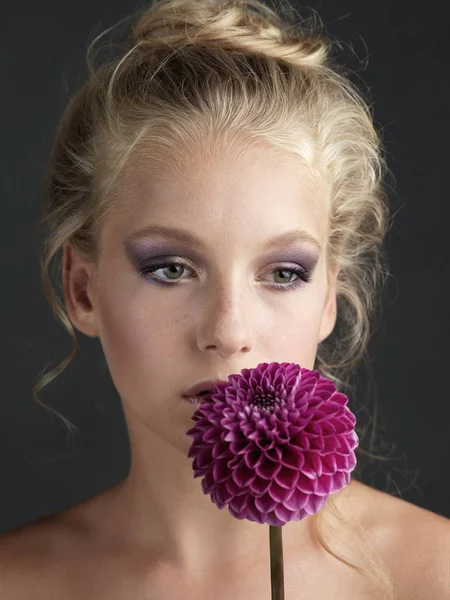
[{"x1": 186, "y1": 361, "x2": 359, "y2": 527}]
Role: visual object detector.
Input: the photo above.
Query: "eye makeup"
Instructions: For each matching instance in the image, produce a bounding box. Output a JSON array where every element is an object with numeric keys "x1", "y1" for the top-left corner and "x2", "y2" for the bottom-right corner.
[
  {"x1": 124, "y1": 239, "x2": 320, "y2": 291},
  {"x1": 126, "y1": 239, "x2": 319, "y2": 270}
]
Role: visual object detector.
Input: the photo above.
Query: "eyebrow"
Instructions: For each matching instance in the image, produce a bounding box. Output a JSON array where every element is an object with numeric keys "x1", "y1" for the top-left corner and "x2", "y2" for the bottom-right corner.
[{"x1": 125, "y1": 225, "x2": 322, "y2": 252}]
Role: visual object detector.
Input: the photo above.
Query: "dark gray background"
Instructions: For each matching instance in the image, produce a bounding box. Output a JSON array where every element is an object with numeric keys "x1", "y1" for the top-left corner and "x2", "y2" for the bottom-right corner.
[{"x1": 1, "y1": 0, "x2": 449, "y2": 532}]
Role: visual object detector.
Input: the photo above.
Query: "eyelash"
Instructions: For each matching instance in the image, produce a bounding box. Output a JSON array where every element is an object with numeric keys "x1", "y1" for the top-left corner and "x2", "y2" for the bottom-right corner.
[{"x1": 138, "y1": 259, "x2": 311, "y2": 292}]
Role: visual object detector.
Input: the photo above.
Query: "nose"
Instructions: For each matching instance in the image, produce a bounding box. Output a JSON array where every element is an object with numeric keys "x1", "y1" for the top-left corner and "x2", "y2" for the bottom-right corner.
[{"x1": 196, "y1": 284, "x2": 254, "y2": 358}]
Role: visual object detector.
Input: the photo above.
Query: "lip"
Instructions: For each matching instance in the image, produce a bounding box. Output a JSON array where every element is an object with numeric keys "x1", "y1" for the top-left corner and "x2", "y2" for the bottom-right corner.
[{"x1": 183, "y1": 378, "x2": 229, "y2": 398}]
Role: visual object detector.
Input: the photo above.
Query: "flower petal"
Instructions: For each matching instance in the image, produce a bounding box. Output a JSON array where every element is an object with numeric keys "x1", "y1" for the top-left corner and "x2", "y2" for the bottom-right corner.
[{"x1": 187, "y1": 361, "x2": 359, "y2": 526}]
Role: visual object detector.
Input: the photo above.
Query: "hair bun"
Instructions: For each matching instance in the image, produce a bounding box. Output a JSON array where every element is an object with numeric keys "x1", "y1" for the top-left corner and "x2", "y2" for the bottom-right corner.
[{"x1": 132, "y1": 0, "x2": 330, "y2": 68}]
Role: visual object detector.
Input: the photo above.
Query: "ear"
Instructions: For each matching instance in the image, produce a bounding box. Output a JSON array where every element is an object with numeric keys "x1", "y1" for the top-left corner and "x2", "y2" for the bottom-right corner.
[
  {"x1": 318, "y1": 263, "x2": 340, "y2": 344},
  {"x1": 62, "y1": 242, "x2": 100, "y2": 338}
]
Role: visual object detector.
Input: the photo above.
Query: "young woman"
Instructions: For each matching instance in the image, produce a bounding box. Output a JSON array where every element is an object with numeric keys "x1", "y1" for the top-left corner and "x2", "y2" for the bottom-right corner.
[{"x1": 1, "y1": 0, "x2": 448, "y2": 598}]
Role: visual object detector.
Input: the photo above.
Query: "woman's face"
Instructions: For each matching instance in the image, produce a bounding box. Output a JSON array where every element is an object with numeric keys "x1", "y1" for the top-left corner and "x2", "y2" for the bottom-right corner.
[{"x1": 65, "y1": 143, "x2": 338, "y2": 451}]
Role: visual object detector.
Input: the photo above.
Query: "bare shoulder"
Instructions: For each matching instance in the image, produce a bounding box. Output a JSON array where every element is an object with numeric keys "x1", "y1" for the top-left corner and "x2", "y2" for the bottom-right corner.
[
  {"x1": 347, "y1": 480, "x2": 450, "y2": 599},
  {"x1": 0, "y1": 510, "x2": 83, "y2": 598},
  {"x1": 0, "y1": 485, "x2": 129, "y2": 598},
  {"x1": 0, "y1": 519, "x2": 44, "y2": 596}
]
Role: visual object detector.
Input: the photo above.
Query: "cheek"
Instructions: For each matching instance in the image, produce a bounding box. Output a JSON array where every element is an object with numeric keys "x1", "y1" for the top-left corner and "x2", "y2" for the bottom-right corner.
[
  {"x1": 271, "y1": 290, "x2": 327, "y2": 370},
  {"x1": 280, "y1": 315, "x2": 322, "y2": 370},
  {"x1": 94, "y1": 281, "x2": 179, "y2": 401}
]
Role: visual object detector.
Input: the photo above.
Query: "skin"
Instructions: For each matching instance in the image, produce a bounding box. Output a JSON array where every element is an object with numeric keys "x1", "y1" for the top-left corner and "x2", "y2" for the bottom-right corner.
[{"x1": 62, "y1": 141, "x2": 342, "y2": 579}]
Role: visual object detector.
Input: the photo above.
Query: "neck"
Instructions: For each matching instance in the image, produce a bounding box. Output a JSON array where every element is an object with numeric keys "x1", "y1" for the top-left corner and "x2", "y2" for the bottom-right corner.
[{"x1": 87, "y1": 403, "x2": 321, "y2": 574}]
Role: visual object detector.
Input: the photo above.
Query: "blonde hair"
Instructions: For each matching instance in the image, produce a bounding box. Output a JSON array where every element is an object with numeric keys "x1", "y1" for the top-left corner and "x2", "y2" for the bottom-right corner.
[{"x1": 34, "y1": 0, "x2": 396, "y2": 596}]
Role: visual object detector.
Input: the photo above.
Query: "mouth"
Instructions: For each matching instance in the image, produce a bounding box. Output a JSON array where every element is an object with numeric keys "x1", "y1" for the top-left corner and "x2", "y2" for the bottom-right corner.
[{"x1": 183, "y1": 378, "x2": 229, "y2": 399}]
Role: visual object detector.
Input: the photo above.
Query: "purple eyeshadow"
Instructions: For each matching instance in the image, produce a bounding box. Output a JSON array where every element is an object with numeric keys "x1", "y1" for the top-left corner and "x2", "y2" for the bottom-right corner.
[{"x1": 124, "y1": 239, "x2": 320, "y2": 275}]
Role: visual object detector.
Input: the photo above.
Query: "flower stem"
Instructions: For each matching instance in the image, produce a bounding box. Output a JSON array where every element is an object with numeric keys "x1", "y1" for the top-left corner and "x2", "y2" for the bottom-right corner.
[{"x1": 269, "y1": 525, "x2": 285, "y2": 599}]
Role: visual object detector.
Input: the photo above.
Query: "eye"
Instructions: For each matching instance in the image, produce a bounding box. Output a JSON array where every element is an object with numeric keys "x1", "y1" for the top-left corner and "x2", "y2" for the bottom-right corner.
[
  {"x1": 270, "y1": 268, "x2": 305, "y2": 285},
  {"x1": 264, "y1": 266, "x2": 311, "y2": 292},
  {"x1": 144, "y1": 262, "x2": 192, "y2": 281},
  {"x1": 139, "y1": 259, "x2": 311, "y2": 291}
]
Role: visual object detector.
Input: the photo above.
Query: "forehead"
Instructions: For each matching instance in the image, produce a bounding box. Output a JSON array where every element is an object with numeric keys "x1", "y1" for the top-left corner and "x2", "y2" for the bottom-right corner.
[{"x1": 107, "y1": 144, "x2": 329, "y2": 249}]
